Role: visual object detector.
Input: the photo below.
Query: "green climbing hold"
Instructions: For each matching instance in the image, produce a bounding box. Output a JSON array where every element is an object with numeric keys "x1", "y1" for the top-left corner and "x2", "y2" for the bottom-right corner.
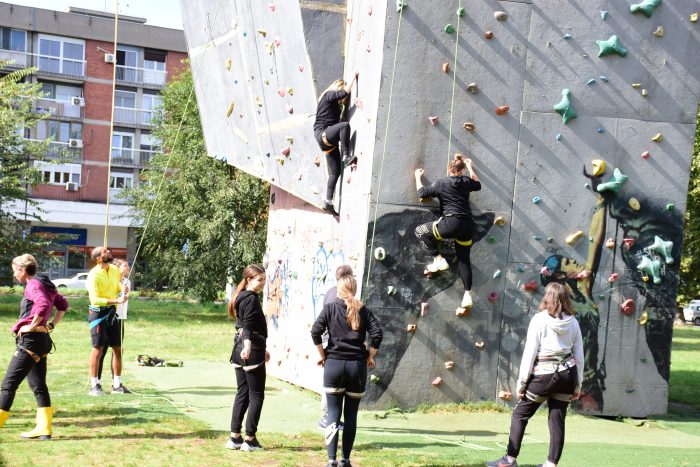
[
  {"x1": 396, "y1": 0, "x2": 406, "y2": 12},
  {"x1": 637, "y1": 255, "x2": 662, "y2": 284},
  {"x1": 597, "y1": 168, "x2": 628, "y2": 194},
  {"x1": 649, "y1": 235, "x2": 673, "y2": 264},
  {"x1": 486, "y1": 235, "x2": 497, "y2": 244},
  {"x1": 666, "y1": 203, "x2": 675, "y2": 211},
  {"x1": 457, "y1": 7, "x2": 465, "y2": 17},
  {"x1": 444, "y1": 24, "x2": 455, "y2": 33},
  {"x1": 553, "y1": 89, "x2": 577, "y2": 124},
  {"x1": 291, "y1": 271, "x2": 298, "y2": 279},
  {"x1": 596, "y1": 35, "x2": 628, "y2": 57},
  {"x1": 630, "y1": 0, "x2": 662, "y2": 18}
]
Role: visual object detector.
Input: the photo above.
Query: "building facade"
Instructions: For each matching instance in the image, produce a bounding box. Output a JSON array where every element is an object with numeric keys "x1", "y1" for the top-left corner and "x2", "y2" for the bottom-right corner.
[{"x1": 0, "y1": 2, "x2": 187, "y2": 276}]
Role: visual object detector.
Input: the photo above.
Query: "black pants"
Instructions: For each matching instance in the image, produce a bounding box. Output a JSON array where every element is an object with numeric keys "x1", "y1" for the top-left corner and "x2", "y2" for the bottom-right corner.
[
  {"x1": 0, "y1": 334, "x2": 52, "y2": 411},
  {"x1": 507, "y1": 367, "x2": 577, "y2": 464},
  {"x1": 316, "y1": 123, "x2": 349, "y2": 202},
  {"x1": 415, "y1": 216, "x2": 474, "y2": 290},
  {"x1": 230, "y1": 340, "x2": 266, "y2": 437},
  {"x1": 323, "y1": 358, "x2": 367, "y2": 461},
  {"x1": 97, "y1": 319, "x2": 124, "y2": 380}
]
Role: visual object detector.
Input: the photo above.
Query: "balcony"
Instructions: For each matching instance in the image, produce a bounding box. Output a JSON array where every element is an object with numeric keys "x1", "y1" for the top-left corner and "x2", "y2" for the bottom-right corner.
[
  {"x1": 24, "y1": 138, "x2": 82, "y2": 163},
  {"x1": 0, "y1": 49, "x2": 85, "y2": 79},
  {"x1": 114, "y1": 106, "x2": 160, "y2": 127},
  {"x1": 116, "y1": 64, "x2": 167, "y2": 87},
  {"x1": 109, "y1": 188, "x2": 129, "y2": 204},
  {"x1": 34, "y1": 97, "x2": 83, "y2": 119},
  {"x1": 111, "y1": 147, "x2": 160, "y2": 167}
]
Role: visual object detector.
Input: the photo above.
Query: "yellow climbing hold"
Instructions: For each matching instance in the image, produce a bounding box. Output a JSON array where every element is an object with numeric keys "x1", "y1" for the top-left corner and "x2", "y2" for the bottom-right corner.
[
  {"x1": 691, "y1": 12, "x2": 698, "y2": 22},
  {"x1": 651, "y1": 133, "x2": 664, "y2": 142},
  {"x1": 226, "y1": 101, "x2": 235, "y2": 118},
  {"x1": 631, "y1": 83, "x2": 641, "y2": 88},
  {"x1": 225, "y1": 58, "x2": 232, "y2": 71},
  {"x1": 494, "y1": 216, "x2": 507, "y2": 227},
  {"x1": 592, "y1": 159, "x2": 606, "y2": 176},
  {"x1": 653, "y1": 26, "x2": 664, "y2": 37},
  {"x1": 566, "y1": 230, "x2": 585, "y2": 245},
  {"x1": 638, "y1": 311, "x2": 649, "y2": 325},
  {"x1": 641, "y1": 89, "x2": 648, "y2": 97},
  {"x1": 287, "y1": 87, "x2": 294, "y2": 96},
  {"x1": 255, "y1": 96, "x2": 263, "y2": 108},
  {"x1": 629, "y1": 198, "x2": 641, "y2": 210},
  {"x1": 257, "y1": 28, "x2": 267, "y2": 37}
]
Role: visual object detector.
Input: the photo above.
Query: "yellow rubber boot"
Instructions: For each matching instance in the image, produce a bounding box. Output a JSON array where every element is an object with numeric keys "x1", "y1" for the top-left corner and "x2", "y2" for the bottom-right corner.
[
  {"x1": 20, "y1": 407, "x2": 52, "y2": 440},
  {"x1": 0, "y1": 409, "x2": 9, "y2": 428}
]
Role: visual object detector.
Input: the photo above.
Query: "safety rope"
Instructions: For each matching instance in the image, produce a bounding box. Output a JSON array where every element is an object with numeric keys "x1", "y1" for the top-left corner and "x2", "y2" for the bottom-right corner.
[
  {"x1": 365, "y1": 4, "x2": 404, "y2": 288},
  {"x1": 446, "y1": 0, "x2": 463, "y2": 168},
  {"x1": 102, "y1": 0, "x2": 120, "y2": 247}
]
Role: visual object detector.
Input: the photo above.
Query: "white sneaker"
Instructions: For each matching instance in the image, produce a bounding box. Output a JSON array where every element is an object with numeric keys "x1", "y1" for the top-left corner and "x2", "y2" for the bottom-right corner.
[
  {"x1": 225, "y1": 436, "x2": 244, "y2": 450},
  {"x1": 240, "y1": 437, "x2": 263, "y2": 451},
  {"x1": 461, "y1": 291, "x2": 473, "y2": 308},
  {"x1": 426, "y1": 257, "x2": 449, "y2": 273}
]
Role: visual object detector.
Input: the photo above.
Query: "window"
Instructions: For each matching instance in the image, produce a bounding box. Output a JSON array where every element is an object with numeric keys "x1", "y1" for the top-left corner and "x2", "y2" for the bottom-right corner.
[
  {"x1": 0, "y1": 27, "x2": 26, "y2": 51},
  {"x1": 37, "y1": 34, "x2": 85, "y2": 76},
  {"x1": 110, "y1": 173, "x2": 133, "y2": 189},
  {"x1": 39, "y1": 82, "x2": 82, "y2": 118},
  {"x1": 112, "y1": 132, "x2": 135, "y2": 163},
  {"x1": 141, "y1": 94, "x2": 163, "y2": 125},
  {"x1": 36, "y1": 121, "x2": 82, "y2": 143},
  {"x1": 116, "y1": 48, "x2": 138, "y2": 82},
  {"x1": 143, "y1": 49, "x2": 167, "y2": 85},
  {"x1": 114, "y1": 90, "x2": 136, "y2": 124},
  {"x1": 140, "y1": 133, "x2": 161, "y2": 165},
  {"x1": 35, "y1": 161, "x2": 81, "y2": 185}
]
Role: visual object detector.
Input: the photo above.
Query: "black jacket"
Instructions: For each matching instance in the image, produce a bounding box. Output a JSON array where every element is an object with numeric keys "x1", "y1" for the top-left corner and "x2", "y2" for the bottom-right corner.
[
  {"x1": 311, "y1": 298, "x2": 382, "y2": 360},
  {"x1": 313, "y1": 89, "x2": 349, "y2": 133},
  {"x1": 235, "y1": 290, "x2": 267, "y2": 349},
  {"x1": 417, "y1": 175, "x2": 481, "y2": 217}
]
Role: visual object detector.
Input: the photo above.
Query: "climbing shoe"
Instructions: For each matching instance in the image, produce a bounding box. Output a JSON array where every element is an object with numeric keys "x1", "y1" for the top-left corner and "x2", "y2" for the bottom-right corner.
[
  {"x1": 322, "y1": 203, "x2": 339, "y2": 216},
  {"x1": 485, "y1": 455, "x2": 518, "y2": 467},
  {"x1": 241, "y1": 437, "x2": 263, "y2": 451},
  {"x1": 426, "y1": 257, "x2": 449, "y2": 273},
  {"x1": 111, "y1": 384, "x2": 131, "y2": 394},
  {"x1": 225, "y1": 435, "x2": 244, "y2": 450},
  {"x1": 89, "y1": 384, "x2": 104, "y2": 396},
  {"x1": 461, "y1": 290, "x2": 473, "y2": 309},
  {"x1": 342, "y1": 154, "x2": 356, "y2": 169}
]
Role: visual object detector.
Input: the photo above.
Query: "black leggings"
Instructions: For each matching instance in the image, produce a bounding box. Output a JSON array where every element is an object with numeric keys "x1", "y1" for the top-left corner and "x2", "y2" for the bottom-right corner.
[
  {"x1": 507, "y1": 367, "x2": 577, "y2": 463},
  {"x1": 316, "y1": 123, "x2": 349, "y2": 202},
  {"x1": 0, "y1": 334, "x2": 52, "y2": 411},
  {"x1": 230, "y1": 362, "x2": 266, "y2": 436},
  {"x1": 414, "y1": 215, "x2": 474, "y2": 290},
  {"x1": 323, "y1": 358, "x2": 367, "y2": 461}
]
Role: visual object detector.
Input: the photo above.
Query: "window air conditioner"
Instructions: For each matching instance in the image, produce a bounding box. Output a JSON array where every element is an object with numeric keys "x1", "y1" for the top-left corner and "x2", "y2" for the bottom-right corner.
[
  {"x1": 104, "y1": 53, "x2": 116, "y2": 64},
  {"x1": 65, "y1": 182, "x2": 79, "y2": 192},
  {"x1": 71, "y1": 96, "x2": 85, "y2": 106},
  {"x1": 68, "y1": 139, "x2": 83, "y2": 148}
]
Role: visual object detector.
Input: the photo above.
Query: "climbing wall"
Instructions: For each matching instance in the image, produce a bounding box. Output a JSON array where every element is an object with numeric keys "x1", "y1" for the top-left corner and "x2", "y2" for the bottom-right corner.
[{"x1": 182, "y1": 0, "x2": 700, "y2": 417}]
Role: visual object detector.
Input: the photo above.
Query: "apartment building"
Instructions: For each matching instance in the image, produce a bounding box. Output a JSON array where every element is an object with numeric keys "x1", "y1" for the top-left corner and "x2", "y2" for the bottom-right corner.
[{"x1": 0, "y1": 2, "x2": 187, "y2": 277}]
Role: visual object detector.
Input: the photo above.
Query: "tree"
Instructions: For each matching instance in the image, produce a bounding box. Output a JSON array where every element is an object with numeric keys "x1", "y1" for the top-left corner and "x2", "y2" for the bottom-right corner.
[
  {"x1": 0, "y1": 61, "x2": 54, "y2": 282},
  {"x1": 126, "y1": 68, "x2": 269, "y2": 301},
  {"x1": 679, "y1": 104, "x2": 700, "y2": 305}
]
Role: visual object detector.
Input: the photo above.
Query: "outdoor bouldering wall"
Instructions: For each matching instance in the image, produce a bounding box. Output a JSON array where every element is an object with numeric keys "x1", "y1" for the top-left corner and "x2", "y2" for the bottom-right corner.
[{"x1": 182, "y1": 0, "x2": 700, "y2": 417}]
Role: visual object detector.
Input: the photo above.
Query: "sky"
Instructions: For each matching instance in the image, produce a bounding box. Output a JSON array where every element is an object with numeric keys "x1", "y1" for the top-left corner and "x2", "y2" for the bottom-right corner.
[{"x1": 7, "y1": 0, "x2": 184, "y2": 30}]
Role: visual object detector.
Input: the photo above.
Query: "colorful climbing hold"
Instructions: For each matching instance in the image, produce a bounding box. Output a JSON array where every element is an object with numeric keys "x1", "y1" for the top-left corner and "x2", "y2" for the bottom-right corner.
[
  {"x1": 457, "y1": 7, "x2": 465, "y2": 17},
  {"x1": 226, "y1": 101, "x2": 235, "y2": 118},
  {"x1": 596, "y1": 127, "x2": 605, "y2": 133},
  {"x1": 367, "y1": 6, "x2": 372, "y2": 15},
  {"x1": 455, "y1": 307, "x2": 470, "y2": 317},
  {"x1": 475, "y1": 340, "x2": 486, "y2": 350},
  {"x1": 495, "y1": 105, "x2": 510, "y2": 115},
  {"x1": 608, "y1": 272, "x2": 619, "y2": 283},
  {"x1": 484, "y1": 30, "x2": 494, "y2": 39},
  {"x1": 565, "y1": 230, "x2": 584, "y2": 245},
  {"x1": 606, "y1": 238, "x2": 616, "y2": 249},
  {"x1": 629, "y1": 197, "x2": 641, "y2": 210},
  {"x1": 649, "y1": 235, "x2": 674, "y2": 264},
  {"x1": 601, "y1": 10, "x2": 608, "y2": 20},
  {"x1": 387, "y1": 286, "x2": 397, "y2": 295},
  {"x1": 597, "y1": 168, "x2": 629, "y2": 194},
  {"x1": 463, "y1": 122, "x2": 475, "y2": 132},
  {"x1": 313, "y1": 156, "x2": 321, "y2": 167},
  {"x1": 563, "y1": 33, "x2": 572, "y2": 40},
  {"x1": 281, "y1": 146, "x2": 291, "y2": 157},
  {"x1": 432, "y1": 376, "x2": 443, "y2": 386},
  {"x1": 370, "y1": 374, "x2": 380, "y2": 383},
  {"x1": 540, "y1": 266, "x2": 552, "y2": 276},
  {"x1": 641, "y1": 89, "x2": 649, "y2": 97},
  {"x1": 532, "y1": 196, "x2": 542, "y2": 204},
  {"x1": 442, "y1": 62, "x2": 450, "y2": 73},
  {"x1": 596, "y1": 35, "x2": 628, "y2": 57},
  {"x1": 651, "y1": 132, "x2": 664, "y2": 142},
  {"x1": 599, "y1": 75, "x2": 609, "y2": 82},
  {"x1": 225, "y1": 58, "x2": 232, "y2": 71},
  {"x1": 630, "y1": 0, "x2": 662, "y2": 18},
  {"x1": 637, "y1": 255, "x2": 662, "y2": 284},
  {"x1": 632, "y1": 83, "x2": 642, "y2": 88},
  {"x1": 522, "y1": 280, "x2": 539, "y2": 292},
  {"x1": 275, "y1": 156, "x2": 285, "y2": 166},
  {"x1": 533, "y1": 235, "x2": 542, "y2": 241},
  {"x1": 421, "y1": 302, "x2": 429, "y2": 317},
  {"x1": 621, "y1": 298, "x2": 635, "y2": 316},
  {"x1": 406, "y1": 324, "x2": 417, "y2": 333},
  {"x1": 444, "y1": 24, "x2": 455, "y2": 34},
  {"x1": 666, "y1": 203, "x2": 675, "y2": 211},
  {"x1": 623, "y1": 238, "x2": 635, "y2": 250},
  {"x1": 257, "y1": 28, "x2": 267, "y2": 37},
  {"x1": 691, "y1": 12, "x2": 699, "y2": 22},
  {"x1": 396, "y1": 0, "x2": 406, "y2": 12},
  {"x1": 273, "y1": 38, "x2": 281, "y2": 48},
  {"x1": 553, "y1": 89, "x2": 577, "y2": 124},
  {"x1": 494, "y1": 216, "x2": 507, "y2": 227},
  {"x1": 374, "y1": 247, "x2": 386, "y2": 261},
  {"x1": 653, "y1": 25, "x2": 664, "y2": 37},
  {"x1": 586, "y1": 78, "x2": 596, "y2": 85},
  {"x1": 429, "y1": 116, "x2": 439, "y2": 126},
  {"x1": 493, "y1": 270, "x2": 502, "y2": 279},
  {"x1": 555, "y1": 133, "x2": 562, "y2": 141},
  {"x1": 641, "y1": 151, "x2": 651, "y2": 160},
  {"x1": 467, "y1": 83, "x2": 479, "y2": 94},
  {"x1": 494, "y1": 11, "x2": 508, "y2": 21},
  {"x1": 638, "y1": 311, "x2": 649, "y2": 325},
  {"x1": 584, "y1": 183, "x2": 591, "y2": 189},
  {"x1": 487, "y1": 292, "x2": 499, "y2": 303},
  {"x1": 285, "y1": 136, "x2": 294, "y2": 144},
  {"x1": 444, "y1": 361, "x2": 455, "y2": 370},
  {"x1": 277, "y1": 88, "x2": 285, "y2": 97},
  {"x1": 286, "y1": 105, "x2": 294, "y2": 114}
]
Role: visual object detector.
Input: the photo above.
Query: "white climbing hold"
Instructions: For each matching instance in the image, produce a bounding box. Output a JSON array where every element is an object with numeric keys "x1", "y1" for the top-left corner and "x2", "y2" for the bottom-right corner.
[
  {"x1": 494, "y1": 11, "x2": 508, "y2": 21},
  {"x1": 374, "y1": 247, "x2": 386, "y2": 261}
]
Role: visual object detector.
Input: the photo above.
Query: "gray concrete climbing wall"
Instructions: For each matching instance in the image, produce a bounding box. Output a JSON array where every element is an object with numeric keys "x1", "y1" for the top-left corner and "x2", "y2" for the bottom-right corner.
[{"x1": 182, "y1": 0, "x2": 700, "y2": 417}]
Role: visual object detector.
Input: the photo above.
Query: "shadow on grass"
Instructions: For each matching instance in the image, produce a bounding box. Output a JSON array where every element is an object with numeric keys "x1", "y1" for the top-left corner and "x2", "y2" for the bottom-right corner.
[
  {"x1": 359, "y1": 426, "x2": 501, "y2": 437},
  {"x1": 50, "y1": 429, "x2": 217, "y2": 441}
]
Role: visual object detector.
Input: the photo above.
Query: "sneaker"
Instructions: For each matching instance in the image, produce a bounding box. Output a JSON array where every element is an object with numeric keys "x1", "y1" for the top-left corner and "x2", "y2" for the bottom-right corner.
[
  {"x1": 339, "y1": 460, "x2": 353, "y2": 467},
  {"x1": 461, "y1": 290, "x2": 473, "y2": 308},
  {"x1": 322, "y1": 202, "x2": 339, "y2": 216},
  {"x1": 89, "y1": 384, "x2": 104, "y2": 396},
  {"x1": 111, "y1": 384, "x2": 131, "y2": 394},
  {"x1": 342, "y1": 154, "x2": 356, "y2": 168},
  {"x1": 327, "y1": 461, "x2": 338, "y2": 467},
  {"x1": 225, "y1": 436, "x2": 244, "y2": 450},
  {"x1": 240, "y1": 437, "x2": 263, "y2": 452},
  {"x1": 485, "y1": 455, "x2": 518, "y2": 467},
  {"x1": 426, "y1": 257, "x2": 449, "y2": 273}
]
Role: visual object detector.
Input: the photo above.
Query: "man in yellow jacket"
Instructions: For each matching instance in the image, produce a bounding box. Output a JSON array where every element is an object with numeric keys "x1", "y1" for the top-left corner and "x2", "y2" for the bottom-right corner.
[{"x1": 86, "y1": 246, "x2": 128, "y2": 396}]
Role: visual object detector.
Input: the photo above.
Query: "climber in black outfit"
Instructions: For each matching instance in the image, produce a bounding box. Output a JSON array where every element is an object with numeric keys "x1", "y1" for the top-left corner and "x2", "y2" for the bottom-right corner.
[{"x1": 313, "y1": 73, "x2": 358, "y2": 216}]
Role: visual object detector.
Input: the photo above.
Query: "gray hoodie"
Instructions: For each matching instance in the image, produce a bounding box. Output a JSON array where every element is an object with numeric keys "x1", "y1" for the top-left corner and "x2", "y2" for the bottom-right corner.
[{"x1": 517, "y1": 311, "x2": 584, "y2": 392}]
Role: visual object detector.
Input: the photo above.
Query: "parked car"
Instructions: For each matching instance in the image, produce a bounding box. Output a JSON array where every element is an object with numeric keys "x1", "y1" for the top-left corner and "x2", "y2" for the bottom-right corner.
[
  {"x1": 52, "y1": 272, "x2": 89, "y2": 289},
  {"x1": 683, "y1": 300, "x2": 700, "y2": 326}
]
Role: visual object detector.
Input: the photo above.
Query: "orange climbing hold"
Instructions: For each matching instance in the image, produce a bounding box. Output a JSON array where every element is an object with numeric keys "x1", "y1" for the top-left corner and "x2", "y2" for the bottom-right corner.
[
  {"x1": 606, "y1": 238, "x2": 616, "y2": 249},
  {"x1": 495, "y1": 105, "x2": 510, "y2": 115},
  {"x1": 442, "y1": 62, "x2": 450, "y2": 73},
  {"x1": 522, "y1": 280, "x2": 539, "y2": 292},
  {"x1": 623, "y1": 238, "x2": 635, "y2": 250},
  {"x1": 432, "y1": 376, "x2": 443, "y2": 386},
  {"x1": 621, "y1": 298, "x2": 635, "y2": 316},
  {"x1": 463, "y1": 122, "x2": 475, "y2": 132},
  {"x1": 429, "y1": 116, "x2": 439, "y2": 126},
  {"x1": 484, "y1": 30, "x2": 494, "y2": 39},
  {"x1": 444, "y1": 361, "x2": 454, "y2": 370}
]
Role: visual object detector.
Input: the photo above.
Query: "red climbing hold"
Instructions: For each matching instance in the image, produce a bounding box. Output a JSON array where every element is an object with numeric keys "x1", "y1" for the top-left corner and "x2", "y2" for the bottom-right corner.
[
  {"x1": 540, "y1": 266, "x2": 552, "y2": 277},
  {"x1": 522, "y1": 280, "x2": 539, "y2": 292},
  {"x1": 496, "y1": 105, "x2": 510, "y2": 115},
  {"x1": 608, "y1": 272, "x2": 619, "y2": 283},
  {"x1": 368, "y1": 6, "x2": 372, "y2": 15},
  {"x1": 623, "y1": 238, "x2": 635, "y2": 250},
  {"x1": 298, "y1": 64, "x2": 304, "y2": 72},
  {"x1": 487, "y1": 292, "x2": 499, "y2": 303},
  {"x1": 641, "y1": 151, "x2": 651, "y2": 160},
  {"x1": 429, "y1": 116, "x2": 439, "y2": 126},
  {"x1": 286, "y1": 105, "x2": 294, "y2": 114},
  {"x1": 281, "y1": 146, "x2": 291, "y2": 156},
  {"x1": 269, "y1": 3, "x2": 276, "y2": 12},
  {"x1": 278, "y1": 88, "x2": 285, "y2": 97},
  {"x1": 273, "y1": 38, "x2": 281, "y2": 48},
  {"x1": 432, "y1": 376, "x2": 443, "y2": 386},
  {"x1": 621, "y1": 298, "x2": 635, "y2": 316},
  {"x1": 484, "y1": 30, "x2": 494, "y2": 39}
]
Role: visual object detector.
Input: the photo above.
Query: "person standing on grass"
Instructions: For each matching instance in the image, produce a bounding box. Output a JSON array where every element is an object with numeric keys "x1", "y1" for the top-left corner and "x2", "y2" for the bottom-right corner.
[
  {"x1": 96, "y1": 259, "x2": 130, "y2": 383},
  {"x1": 86, "y1": 246, "x2": 129, "y2": 396},
  {"x1": 311, "y1": 274, "x2": 383, "y2": 467},
  {"x1": 227, "y1": 264, "x2": 269, "y2": 452},
  {"x1": 0, "y1": 254, "x2": 68, "y2": 440},
  {"x1": 486, "y1": 282, "x2": 584, "y2": 467},
  {"x1": 318, "y1": 264, "x2": 354, "y2": 431}
]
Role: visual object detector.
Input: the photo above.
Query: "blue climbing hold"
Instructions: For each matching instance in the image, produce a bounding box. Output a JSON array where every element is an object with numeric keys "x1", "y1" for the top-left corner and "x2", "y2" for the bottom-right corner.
[
  {"x1": 599, "y1": 75, "x2": 609, "y2": 82},
  {"x1": 601, "y1": 10, "x2": 608, "y2": 20},
  {"x1": 596, "y1": 35, "x2": 628, "y2": 57},
  {"x1": 555, "y1": 133, "x2": 562, "y2": 141},
  {"x1": 563, "y1": 33, "x2": 572, "y2": 40},
  {"x1": 586, "y1": 78, "x2": 596, "y2": 85},
  {"x1": 596, "y1": 128, "x2": 605, "y2": 133},
  {"x1": 532, "y1": 196, "x2": 542, "y2": 204},
  {"x1": 533, "y1": 235, "x2": 542, "y2": 241}
]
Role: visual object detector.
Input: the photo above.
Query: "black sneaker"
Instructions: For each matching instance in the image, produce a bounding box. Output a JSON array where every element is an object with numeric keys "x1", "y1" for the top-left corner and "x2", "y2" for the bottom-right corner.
[
  {"x1": 342, "y1": 154, "x2": 356, "y2": 168},
  {"x1": 322, "y1": 203, "x2": 339, "y2": 216},
  {"x1": 240, "y1": 437, "x2": 263, "y2": 451},
  {"x1": 89, "y1": 384, "x2": 104, "y2": 396},
  {"x1": 327, "y1": 461, "x2": 338, "y2": 467},
  {"x1": 111, "y1": 384, "x2": 131, "y2": 394},
  {"x1": 225, "y1": 436, "x2": 244, "y2": 450},
  {"x1": 339, "y1": 459, "x2": 353, "y2": 467}
]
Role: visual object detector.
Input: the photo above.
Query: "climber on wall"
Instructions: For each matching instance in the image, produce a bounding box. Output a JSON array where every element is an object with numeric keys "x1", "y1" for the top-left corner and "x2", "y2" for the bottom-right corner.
[
  {"x1": 414, "y1": 154, "x2": 481, "y2": 312},
  {"x1": 313, "y1": 72, "x2": 358, "y2": 216}
]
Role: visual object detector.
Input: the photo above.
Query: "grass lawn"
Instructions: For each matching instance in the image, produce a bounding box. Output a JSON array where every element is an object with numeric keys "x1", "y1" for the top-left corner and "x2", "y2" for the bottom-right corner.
[{"x1": 0, "y1": 294, "x2": 699, "y2": 466}]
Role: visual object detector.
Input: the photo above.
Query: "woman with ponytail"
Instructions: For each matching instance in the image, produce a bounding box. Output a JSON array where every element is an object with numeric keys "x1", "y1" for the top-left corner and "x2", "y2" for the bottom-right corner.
[
  {"x1": 414, "y1": 153, "x2": 481, "y2": 313},
  {"x1": 311, "y1": 275, "x2": 383, "y2": 467},
  {"x1": 226, "y1": 264, "x2": 268, "y2": 453}
]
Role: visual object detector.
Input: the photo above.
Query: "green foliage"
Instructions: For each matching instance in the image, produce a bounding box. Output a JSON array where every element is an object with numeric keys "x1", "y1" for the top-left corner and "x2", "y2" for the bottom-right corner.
[
  {"x1": 679, "y1": 104, "x2": 700, "y2": 305},
  {"x1": 125, "y1": 68, "x2": 269, "y2": 302},
  {"x1": 0, "y1": 61, "x2": 54, "y2": 282}
]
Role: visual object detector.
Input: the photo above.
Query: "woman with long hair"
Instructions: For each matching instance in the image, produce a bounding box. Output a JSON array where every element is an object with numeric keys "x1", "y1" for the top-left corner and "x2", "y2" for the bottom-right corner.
[
  {"x1": 313, "y1": 73, "x2": 358, "y2": 216},
  {"x1": 414, "y1": 153, "x2": 481, "y2": 312},
  {"x1": 0, "y1": 254, "x2": 68, "y2": 439},
  {"x1": 226, "y1": 264, "x2": 269, "y2": 452},
  {"x1": 486, "y1": 282, "x2": 584, "y2": 467},
  {"x1": 311, "y1": 275, "x2": 383, "y2": 467}
]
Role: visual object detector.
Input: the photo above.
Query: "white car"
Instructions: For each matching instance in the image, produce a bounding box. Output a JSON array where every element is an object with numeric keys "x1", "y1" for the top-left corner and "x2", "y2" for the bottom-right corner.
[
  {"x1": 52, "y1": 272, "x2": 89, "y2": 289},
  {"x1": 683, "y1": 300, "x2": 700, "y2": 326}
]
